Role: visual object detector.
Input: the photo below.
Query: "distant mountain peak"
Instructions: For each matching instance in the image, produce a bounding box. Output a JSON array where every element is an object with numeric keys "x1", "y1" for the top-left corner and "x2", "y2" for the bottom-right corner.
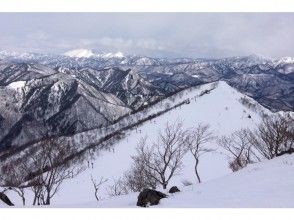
[
  {"x1": 63, "y1": 49, "x2": 125, "y2": 59},
  {"x1": 64, "y1": 49, "x2": 95, "y2": 58},
  {"x1": 100, "y1": 51, "x2": 124, "y2": 58}
]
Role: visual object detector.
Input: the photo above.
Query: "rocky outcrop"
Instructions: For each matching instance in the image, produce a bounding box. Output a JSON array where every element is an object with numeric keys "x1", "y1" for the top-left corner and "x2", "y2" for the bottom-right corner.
[
  {"x1": 169, "y1": 186, "x2": 180, "y2": 194},
  {"x1": 136, "y1": 189, "x2": 167, "y2": 207}
]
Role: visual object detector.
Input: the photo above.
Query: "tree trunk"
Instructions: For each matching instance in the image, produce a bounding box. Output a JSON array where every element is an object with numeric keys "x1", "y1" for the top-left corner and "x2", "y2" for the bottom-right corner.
[
  {"x1": 33, "y1": 194, "x2": 37, "y2": 206},
  {"x1": 195, "y1": 159, "x2": 201, "y2": 183},
  {"x1": 45, "y1": 193, "x2": 50, "y2": 205},
  {"x1": 162, "y1": 183, "x2": 167, "y2": 189},
  {"x1": 22, "y1": 197, "x2": 25, "y2": 206}
]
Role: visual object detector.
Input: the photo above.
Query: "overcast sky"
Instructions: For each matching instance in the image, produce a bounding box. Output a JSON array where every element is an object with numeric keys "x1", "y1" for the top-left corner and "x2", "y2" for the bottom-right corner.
[{"x1": 0, "y1": 13, "x2": 293, "y2": 58}]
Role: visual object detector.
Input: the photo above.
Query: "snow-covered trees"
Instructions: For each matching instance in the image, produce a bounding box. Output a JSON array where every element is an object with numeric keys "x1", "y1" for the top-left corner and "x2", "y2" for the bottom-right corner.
[{"x1": 185, "y1": 124, "x2": 215, "y2": 182}]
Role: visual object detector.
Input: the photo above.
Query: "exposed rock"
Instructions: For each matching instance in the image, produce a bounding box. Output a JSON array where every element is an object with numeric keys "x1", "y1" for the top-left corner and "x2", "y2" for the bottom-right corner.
[
  {"x1": 136, "y1": 188, "x2": 167, "y2": 207},
  {"x1": 169, "y1": 186, "x2": 180, "y2": 193},
  {"x1": 0, "y1": 192, "x2": 14, "y2": 206},
  {"x1": 277, "y1": 148, "x2": 294, "y2": 157}
]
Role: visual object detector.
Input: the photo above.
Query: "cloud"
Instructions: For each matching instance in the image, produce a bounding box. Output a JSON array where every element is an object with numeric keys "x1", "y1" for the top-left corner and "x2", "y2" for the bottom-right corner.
[
  {"x1": 97, "y1": 37, "x2": 165, "y2": 51},
  {"x1": 0, "y1": 13, "x2": 293, "y2": 58},
  {"x1": 26, "y1": 32, "x2": 48, "y2": 41}
]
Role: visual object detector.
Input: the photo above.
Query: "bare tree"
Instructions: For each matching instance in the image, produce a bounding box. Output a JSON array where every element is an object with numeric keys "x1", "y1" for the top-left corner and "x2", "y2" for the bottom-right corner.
[
  {"x1": 107, "y1": 178, "x2": 128, "y2": 197},
  {"x1": 133, "y1": 121, "x2": 187, "y2": 189},
  {"x1": 21, "y1": 137, "x2": 82, "y2": 205},
  {"x1": 122, "y1": 155, "x2": 158, "y2": 192},
  {"x1": 10, "y1": 187, "x2": 26, "y2": 206},
  {"x1": 185, "y1": 124, "x2": 215, "y2": 183},
  {"x1": 218, "y1": 129, "x2": 260, "y2": 172},
  {"x1": 91, "y1": 176, "x2": 108, "y2": 201},
  {"x1": 248, "y1": 114, "x2": 294, "y2": 159}
]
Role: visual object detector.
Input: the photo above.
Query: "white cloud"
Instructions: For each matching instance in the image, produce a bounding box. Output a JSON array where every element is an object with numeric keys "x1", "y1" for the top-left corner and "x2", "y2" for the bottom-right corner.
[{"x1": 0, "y1": 13, "x2": 293, "y2": 58}]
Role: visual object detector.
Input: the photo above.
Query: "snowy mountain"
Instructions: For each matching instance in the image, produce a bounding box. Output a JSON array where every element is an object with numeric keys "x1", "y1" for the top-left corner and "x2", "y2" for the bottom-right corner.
[
  {"x1": 0, "y1": 51, "x2": 293, "y2": 152},
  {"x1": 64, "y1": 49, "x2": 124, "y2": 59},
  {"x1": 0, "y1": 63, "x2": 132, "y2": 150},
  {"x1": 1, "y1": 81, "x2": 284, "y2": 207},
  {"x1": 64, "y1": 49, "x2": 95, "y2": 58}
]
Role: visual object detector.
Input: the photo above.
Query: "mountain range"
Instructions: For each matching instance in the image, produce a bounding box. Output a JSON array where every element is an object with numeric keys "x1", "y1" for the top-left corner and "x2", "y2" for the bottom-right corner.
[{"x1": 0, "y1": 49, "x2": 293, "y2": 151}]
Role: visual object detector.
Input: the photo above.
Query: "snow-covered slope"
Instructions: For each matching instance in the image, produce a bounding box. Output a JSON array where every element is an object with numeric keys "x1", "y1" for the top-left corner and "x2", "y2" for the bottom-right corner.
[
  {"x1": 97, "y1": 154, "x2": 294, "y2": 208},
  {"x1": 1, "y1": 81, "x2": 278, "y2": 207}
]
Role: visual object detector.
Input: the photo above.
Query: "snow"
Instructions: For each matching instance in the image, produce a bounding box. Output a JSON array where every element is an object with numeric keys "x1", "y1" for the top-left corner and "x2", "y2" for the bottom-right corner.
[
  {"x1": 102, "y1": 52, "x2": 124, "y2": 58},
  {"x1": 7, "y1": 81, "x2": 26, "y2": 90},
  {"x1": 4, "y1": 154, "x2": 292, "y2": 208},
  {"x1": 63, "y1": 50, "x2": 124, "y2": 59},
  {"x1": 64, "y1": 49, "x2": 95, "y2": 58},
  {"x1": 97, "y1": 154, "x2": 294, "y2": 208},
  {"x1": 274, "y1": 56, "x2": 294, "y2": 65},
  {"x1": 1, "y1": 81, "x2": 283, "y2": 207}
]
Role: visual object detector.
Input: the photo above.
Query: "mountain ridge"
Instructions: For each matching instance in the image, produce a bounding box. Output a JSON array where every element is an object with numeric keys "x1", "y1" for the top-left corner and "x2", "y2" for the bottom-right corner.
[{"x1": 0, "y1": 51, "x2": 293, "y2": 151}]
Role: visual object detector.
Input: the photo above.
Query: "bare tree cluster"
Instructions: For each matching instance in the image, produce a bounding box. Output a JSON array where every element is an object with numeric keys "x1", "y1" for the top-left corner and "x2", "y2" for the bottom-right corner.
[
  {"x1": 106, "y1": 178, "x2": 129, "y2": 197},
  {"x1": 248, "y1": 114, "x2": 294, "y2": 159},
  {"x1": 122, "y1": 121, "x2": 215, "y2": 191},
  {"x1": 122, "y1": 150, "x2": 158, "y2": 192},
  {"x1": 1, "y1": 137, "x2": 82, "y2": 206},
  {"x1": 2, "y1": 113, "x2": 291, "y2": 205},
  {"x1": 132, "y1": 122, "x2": 189, "y2": 189},
  {"x1": 219, "y1": 114, "x2": 294, "y2": 171},
  {"x1": 218, "y1": 129, "x2": 260, "y2": 172}
]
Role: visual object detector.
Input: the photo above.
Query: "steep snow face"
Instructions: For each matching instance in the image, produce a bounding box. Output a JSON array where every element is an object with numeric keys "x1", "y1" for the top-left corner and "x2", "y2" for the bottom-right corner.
[
  {"x1": 3, "y1": 81, "x2": 276, "y2": 207},
  {"x1": 96, "y1": 154, "x2": 294, "y2": 208},
  {"x1": 64, "y1": 49, "x2": 95, "y2": 58}
]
